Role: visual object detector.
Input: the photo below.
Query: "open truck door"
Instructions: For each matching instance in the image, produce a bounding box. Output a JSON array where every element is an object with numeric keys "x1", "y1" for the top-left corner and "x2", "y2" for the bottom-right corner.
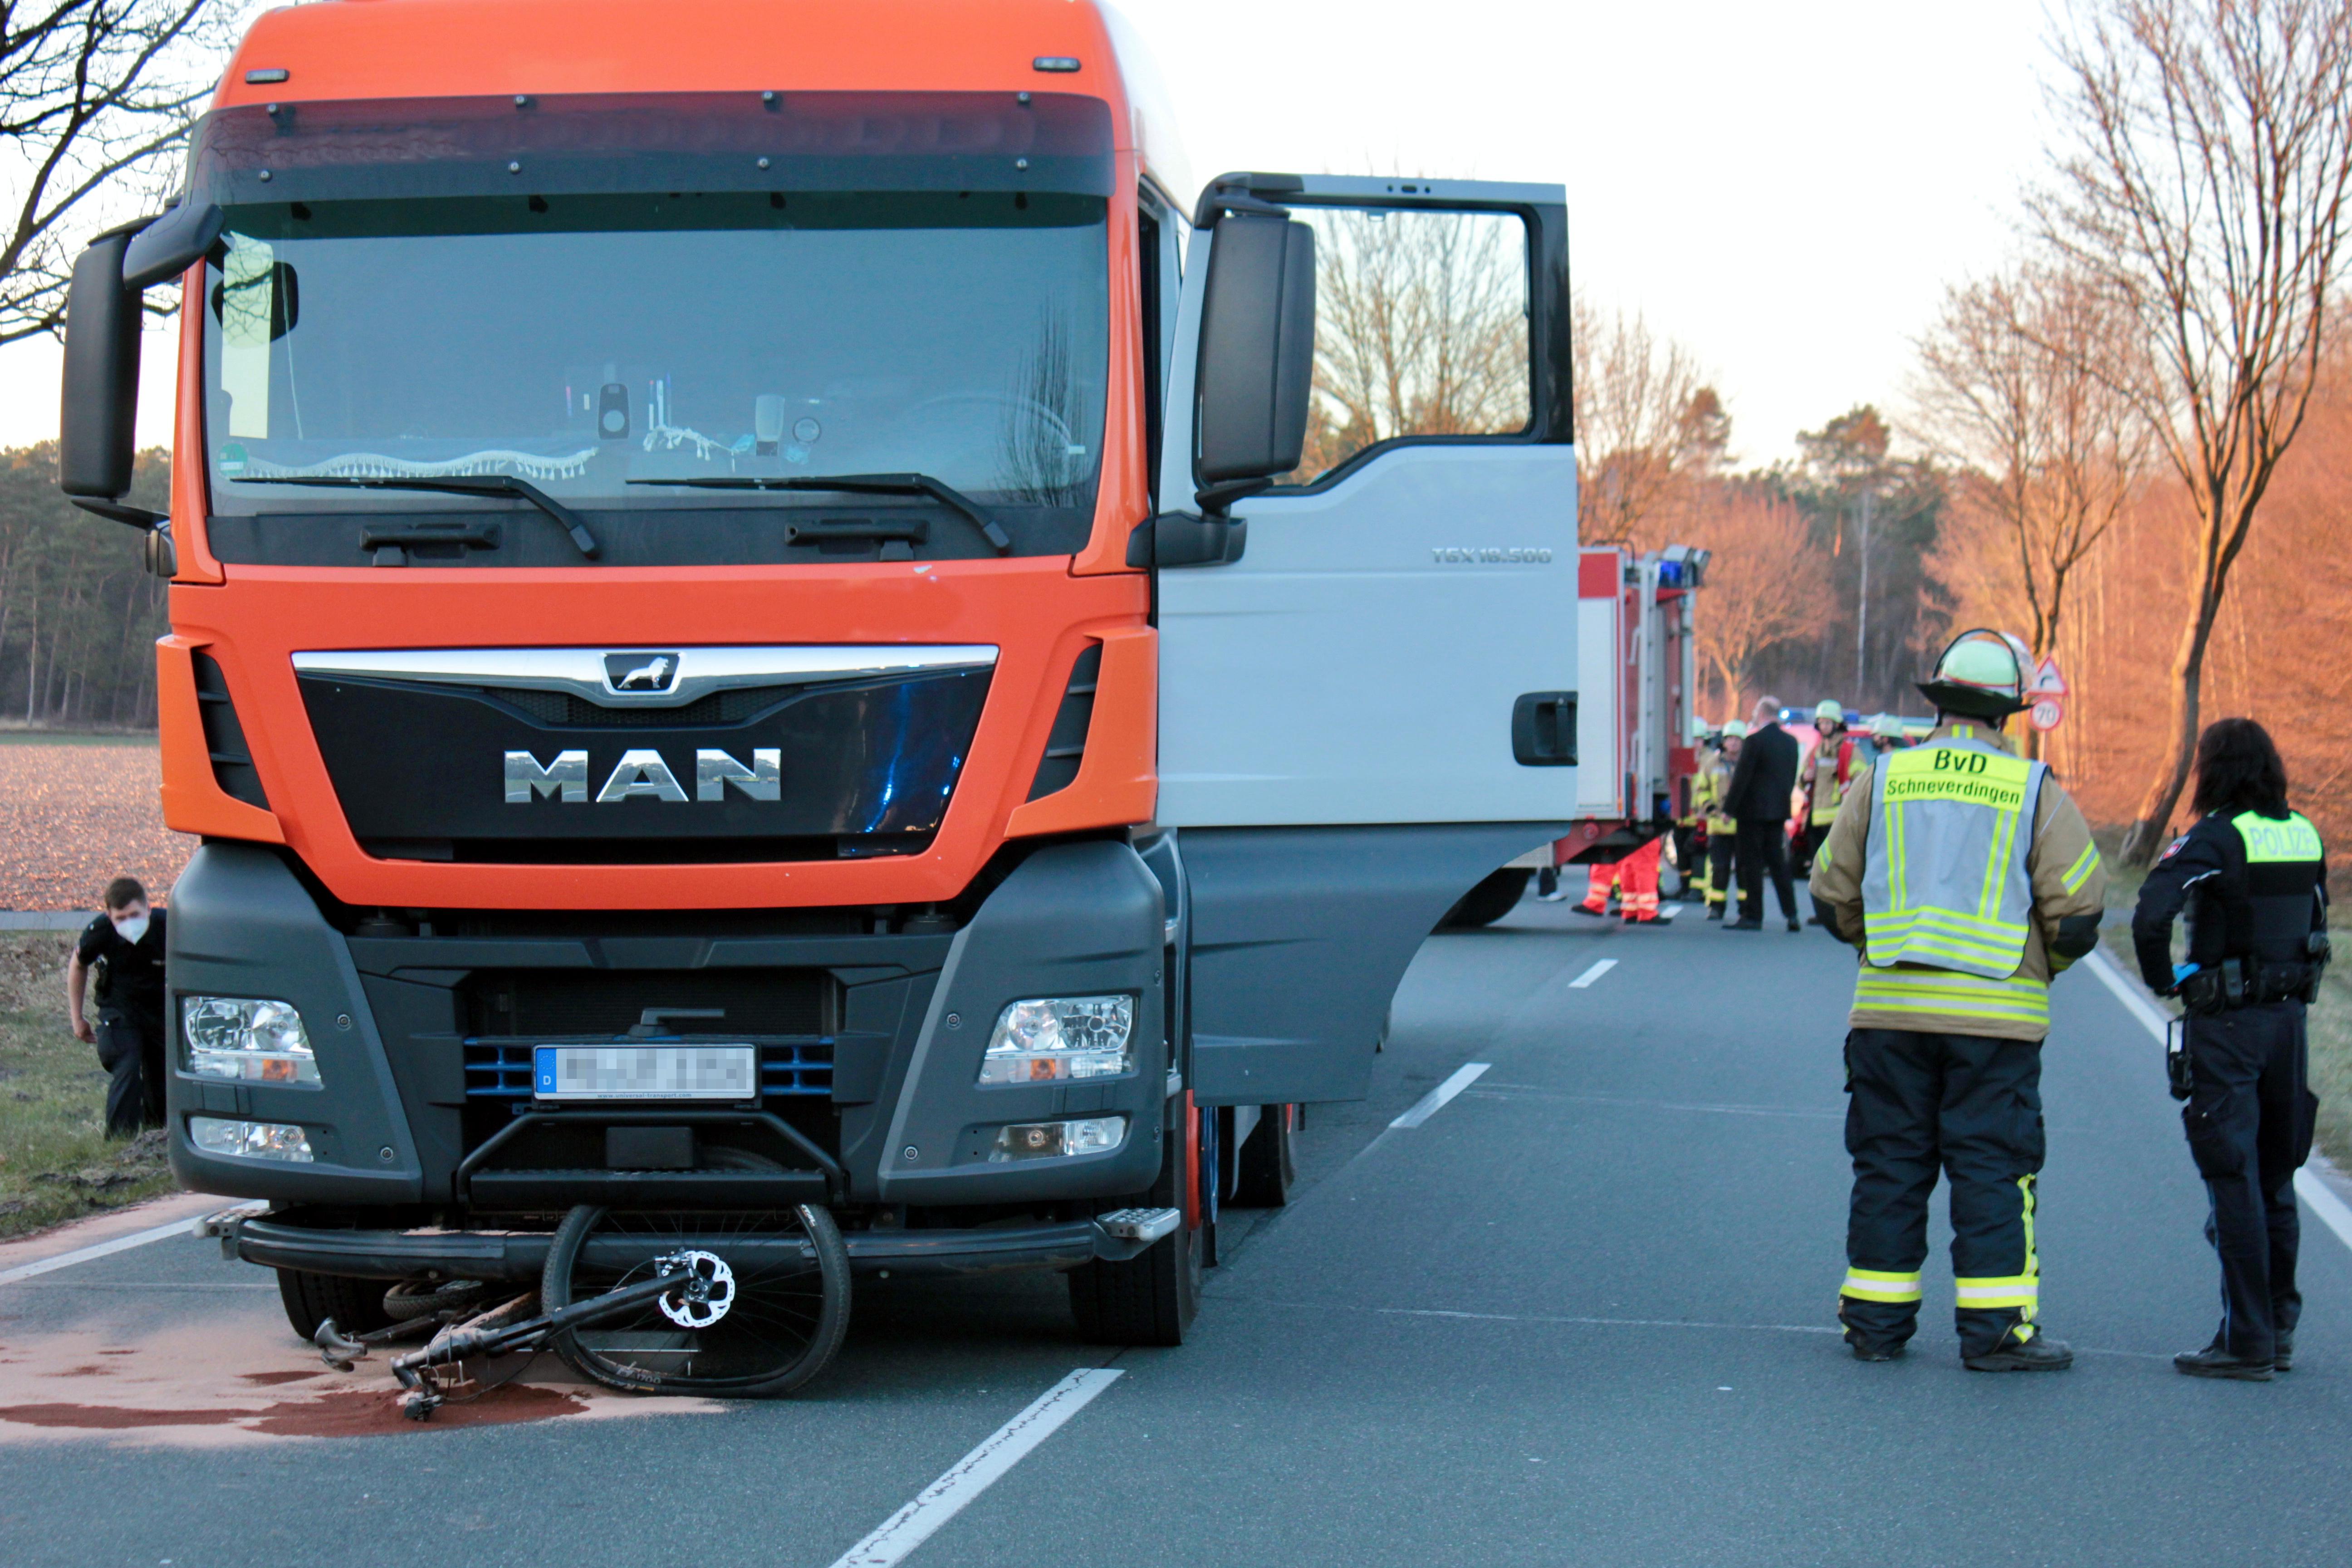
[{"x1": 1149, "y1": 175, "x2": 1577, "y2": 1106}]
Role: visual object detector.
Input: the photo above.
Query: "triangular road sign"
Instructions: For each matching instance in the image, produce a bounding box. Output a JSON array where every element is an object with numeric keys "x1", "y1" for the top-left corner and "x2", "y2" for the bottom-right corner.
[{"x1": 2029, "y1": 656, "x2": 2068, "y2": 697}]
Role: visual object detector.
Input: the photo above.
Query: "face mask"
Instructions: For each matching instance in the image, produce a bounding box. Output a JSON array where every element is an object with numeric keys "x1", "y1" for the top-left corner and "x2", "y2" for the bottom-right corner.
[{"x1": 112, "y1": 913, "x2": 150, "y2": 945}]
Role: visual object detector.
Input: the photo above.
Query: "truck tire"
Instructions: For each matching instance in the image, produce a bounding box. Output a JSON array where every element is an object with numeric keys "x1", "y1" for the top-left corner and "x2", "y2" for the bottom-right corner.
[
  {"x1": 1438, "y1": 868, "x2": 1533, "y2": 929},
  {"x1": 1068, "y1": 1220, "x2": 1201, "y2": 1347},
  {"x1": 1070, "y1": 1116, "x2": 1203, "y2": 1346},
  {"x1": 1230, "y1": 1104, "x2": 1296, "y2": 1207},
  {"x1": 275, "y1": 1268, "x2": 397, "y2": 1342}
]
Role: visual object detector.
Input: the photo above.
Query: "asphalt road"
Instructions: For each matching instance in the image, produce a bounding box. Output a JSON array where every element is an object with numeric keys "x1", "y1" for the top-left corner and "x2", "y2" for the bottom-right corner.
[{"x1": 5, "y1": 896, "x2": 2352, "y2": 1567}]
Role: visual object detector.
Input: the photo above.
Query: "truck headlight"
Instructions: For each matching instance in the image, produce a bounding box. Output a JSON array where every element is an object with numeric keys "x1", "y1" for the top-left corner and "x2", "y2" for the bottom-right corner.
[
  {"x1": 182, "y1": 996, "x2": 320, "y2": 1085},
  {"x1": 189, "y1": 1116, "x2": 314, "y2": 1163},
  {"x1": 977, "y1": 995, "x2": 1134, "y2": 1084},
  {"x1": 988, "y1": 1116, "x2": 1126, "y2": 1162}
]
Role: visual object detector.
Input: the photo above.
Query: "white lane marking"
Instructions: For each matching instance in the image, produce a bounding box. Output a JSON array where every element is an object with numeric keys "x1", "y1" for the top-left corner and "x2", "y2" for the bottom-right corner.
[
  {"x1": 1655, "y1": 904, "x2": 1680, "y2": 922},
  {"x1": 1388, "y1": 1063, "x2": 1491, "y2": 1129},
  {"x1": 0, "y1": 1203, "x2": 263, "y2": 1289},
  {"x1": 2295, "y1": 1168, "x2": 2352, "y2": 1253},
  {"x1": 2085, "y1": 946, "x2": 2352, "y2": 1259},
  {"x1": 827, "y1": 1368, "x2": 1123, "y2": 1568},
  {"x1": 1568, "y1": 959, "x2": 1617, "y2": 989}
]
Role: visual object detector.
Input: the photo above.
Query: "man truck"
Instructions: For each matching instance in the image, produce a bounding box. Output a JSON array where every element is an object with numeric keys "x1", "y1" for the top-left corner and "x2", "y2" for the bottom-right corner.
[{"x1": 58, "y1": 0, "x2": 1578, "y2": 1394}]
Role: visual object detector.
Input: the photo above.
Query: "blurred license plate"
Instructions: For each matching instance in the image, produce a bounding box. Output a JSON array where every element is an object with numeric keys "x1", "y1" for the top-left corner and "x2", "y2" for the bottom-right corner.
[{"x1": 533, "y1": 1045, "x2": 758, "y2": 1101}]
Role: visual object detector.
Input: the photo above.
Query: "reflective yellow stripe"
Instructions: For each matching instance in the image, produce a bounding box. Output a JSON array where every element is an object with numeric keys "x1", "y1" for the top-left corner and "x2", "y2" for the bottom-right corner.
[
  {"x1": 1841, "y1": 1268, "x2": 1922, "y2": 1303},
  {"x1": 2060, "y1": 840, "x2": 2102, "y2": 894},
  {"x1": 2018, "y1": 1174, "x2": 2039, "y2": 1323},
  {"x1": 1954, "y1": 1275, "x2": 2039, "y2": 1308},
  {"x1": 1852, "y1": 968, "x2": 2051, "y2": 1026}
]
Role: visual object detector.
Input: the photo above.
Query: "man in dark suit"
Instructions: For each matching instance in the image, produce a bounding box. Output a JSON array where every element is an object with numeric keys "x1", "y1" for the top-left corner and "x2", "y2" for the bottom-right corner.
[{"x1": 1721, "y1": 695, "x2": 1801, "y2": 931}]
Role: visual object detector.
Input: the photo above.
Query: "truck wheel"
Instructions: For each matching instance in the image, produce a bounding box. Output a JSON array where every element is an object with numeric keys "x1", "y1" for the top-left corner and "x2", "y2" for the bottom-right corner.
[
  {"x1": 1071, "y1": 1110, "x2": 1203, "y2": 1346},
  {"x1": 1068, "y1": 1219, "x2": 1201, "y2": 1347},
  {"x1": 1230, "y1": 1104, "x2": 1296, "y2": 1207},
  {"x1": 1438, "y1": 868, "x2": 1533, "y2": 929},
  {"x1": 275, "y1": 1269, "x2": 397, "y2": 1342}
]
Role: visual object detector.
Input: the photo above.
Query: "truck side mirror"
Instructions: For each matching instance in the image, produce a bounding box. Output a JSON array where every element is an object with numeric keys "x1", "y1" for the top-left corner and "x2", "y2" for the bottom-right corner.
[
  {"x1": 58, "y1": 230, "x2": 146, "y2": 518},
  {"x1": 58, "y1": 208, "x2": 206, "y2": 534},
  {"x1": 1193, "y1": 212, "x2": 1315, "y2": 514}
]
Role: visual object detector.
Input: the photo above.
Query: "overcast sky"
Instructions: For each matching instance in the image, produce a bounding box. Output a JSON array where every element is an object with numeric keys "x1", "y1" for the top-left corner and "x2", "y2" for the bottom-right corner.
[{"x1": 0, "y1": 0, "x2": 2057, "y2": 463}]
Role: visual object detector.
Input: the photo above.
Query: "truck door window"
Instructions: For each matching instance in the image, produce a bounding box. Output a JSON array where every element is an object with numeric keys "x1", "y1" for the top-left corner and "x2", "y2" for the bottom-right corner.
[{"x1": 1273, "y1": 207, "x2": 1532, "y2": 486}]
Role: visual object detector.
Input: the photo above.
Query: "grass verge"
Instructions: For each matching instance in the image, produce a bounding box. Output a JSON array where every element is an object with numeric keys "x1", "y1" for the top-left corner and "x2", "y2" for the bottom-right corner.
[{"x1": 0, "y1": 932, "x2": 176, "y2": 1238}]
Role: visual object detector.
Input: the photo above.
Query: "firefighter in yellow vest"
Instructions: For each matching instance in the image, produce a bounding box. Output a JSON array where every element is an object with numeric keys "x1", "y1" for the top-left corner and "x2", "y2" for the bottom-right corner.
[
  {"x1": 1811, "y1": 631, "x2": 2107, "y2": 1370},
  {"x1": 1797, "y1": 698, "x2": 1853, "y2": 883},
  {"x1": 1686, "y1": 727, "x2": 1720, "y2": 906},
  {"x1": 1698, "y1": 720, "x2": 1744, "y2": 920}
]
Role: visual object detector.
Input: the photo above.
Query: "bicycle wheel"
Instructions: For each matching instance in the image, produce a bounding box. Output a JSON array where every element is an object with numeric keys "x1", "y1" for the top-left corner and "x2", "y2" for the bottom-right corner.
[{"x1": 541, "y1": 1202, "x2": 851, "y2": 1397}]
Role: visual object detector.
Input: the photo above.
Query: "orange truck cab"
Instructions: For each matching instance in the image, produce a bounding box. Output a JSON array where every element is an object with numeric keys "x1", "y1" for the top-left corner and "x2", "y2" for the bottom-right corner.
[{"x1": 58, "y1": 0, "x2": 1578, "y2": 1354}]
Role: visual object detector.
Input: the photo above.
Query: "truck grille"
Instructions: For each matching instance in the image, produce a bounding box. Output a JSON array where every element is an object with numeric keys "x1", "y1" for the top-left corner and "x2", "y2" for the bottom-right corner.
[{"x1": 462, "y1": 967, "x2": 836, "y2": 1038}]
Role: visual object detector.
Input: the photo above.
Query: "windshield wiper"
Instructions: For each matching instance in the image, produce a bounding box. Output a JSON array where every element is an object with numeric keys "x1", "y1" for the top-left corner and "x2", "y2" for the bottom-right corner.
[
  {"x1": 629, "y1": 472, "x2": 1012, "y2": 555},
  {"x1": 239, "y1": 474, "x2": 601, "y2": 559}
]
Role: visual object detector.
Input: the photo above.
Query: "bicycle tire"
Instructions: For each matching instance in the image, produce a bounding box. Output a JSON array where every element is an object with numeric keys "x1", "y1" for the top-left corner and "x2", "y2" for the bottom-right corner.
[{"x1": 540, "y1": 1202, "x2": 851, "y2": 1397}]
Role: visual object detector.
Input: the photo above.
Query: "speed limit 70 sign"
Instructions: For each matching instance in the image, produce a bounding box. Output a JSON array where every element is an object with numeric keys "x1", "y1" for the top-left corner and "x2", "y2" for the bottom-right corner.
[{"x1": 2029, "y1": 697, "x2": 2065, "y2": 733}]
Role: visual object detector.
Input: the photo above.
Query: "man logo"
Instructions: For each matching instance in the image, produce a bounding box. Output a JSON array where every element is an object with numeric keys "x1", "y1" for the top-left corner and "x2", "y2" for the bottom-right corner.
[
  {"x1": 506, "y1": 748, "x2": 781, "y2": 804},
  {"x1": 605, "y1": 652, "x2": 679, "y2": 693}
]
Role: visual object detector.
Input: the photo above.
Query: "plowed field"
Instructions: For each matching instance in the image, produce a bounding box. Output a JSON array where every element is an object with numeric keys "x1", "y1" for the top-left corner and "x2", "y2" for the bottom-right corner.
[{"x1": 0, "y1": 743, "x2": 189, "y2": 911}]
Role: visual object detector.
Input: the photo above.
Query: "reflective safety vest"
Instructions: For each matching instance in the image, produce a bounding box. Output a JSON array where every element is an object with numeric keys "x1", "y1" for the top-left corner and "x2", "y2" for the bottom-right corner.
[
  {"x1": 1810, "y1": 735, "x2": 1856, "y2": 825},
  {"x1": 1859, "y1": 739, "x2": 2046, "y2": 980},
  {"x1": 1697, "y1": 761, "x2": 1736, "y2": 833}
]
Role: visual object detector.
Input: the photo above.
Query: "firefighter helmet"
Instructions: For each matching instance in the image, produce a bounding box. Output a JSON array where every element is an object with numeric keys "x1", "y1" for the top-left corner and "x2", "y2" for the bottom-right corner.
[
  {"x1": 1872, "y1": 714, "x2": 1904, "y2": 740},
  {"x1": 1721, "y1": 719, "x2": 1749, "y2": 740},
  {"x1": 1916, "y1": 629, "x2": 2032, "y2": 720},
  {"x1": 1815, "y1": 698, "x2": 1844, "y2": 725}
]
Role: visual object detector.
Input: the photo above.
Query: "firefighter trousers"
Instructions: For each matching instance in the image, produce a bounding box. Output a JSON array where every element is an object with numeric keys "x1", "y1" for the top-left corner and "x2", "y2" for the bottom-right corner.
[
  {"x1": 1705, "y1": 834, "x2": 1737, "y2": 910},
  {"x1": 2182, "y1": 1003, "x2": 2316, "y2": 1362},
  {"x1": 1840, "y1": 1028, "x2": 2046, "y2": 1357}
]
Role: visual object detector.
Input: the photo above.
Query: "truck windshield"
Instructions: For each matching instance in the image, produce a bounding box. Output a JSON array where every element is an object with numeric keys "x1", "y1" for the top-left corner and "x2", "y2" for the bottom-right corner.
[{"x1": 201, "y1": 191, "x2": 1110, "y2": 559}]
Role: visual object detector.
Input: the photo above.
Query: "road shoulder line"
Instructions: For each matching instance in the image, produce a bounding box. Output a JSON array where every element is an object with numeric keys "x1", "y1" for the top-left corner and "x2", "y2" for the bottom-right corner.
[
  {"x1": 0, "y1": 1193, "x2": 258, "y2": 1285},
  {"x1": 826, "y1": 1367, "x2": 1123, "y2": 1568},
  {"x1": 1569, "y1": 959, "x2": 1617, "y2": 989}
]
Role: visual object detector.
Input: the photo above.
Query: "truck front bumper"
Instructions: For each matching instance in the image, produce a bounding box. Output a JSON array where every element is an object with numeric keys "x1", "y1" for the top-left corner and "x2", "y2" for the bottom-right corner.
[{"x1": 231, "y1": 1210, "x2": 1169, "y2": 1282}]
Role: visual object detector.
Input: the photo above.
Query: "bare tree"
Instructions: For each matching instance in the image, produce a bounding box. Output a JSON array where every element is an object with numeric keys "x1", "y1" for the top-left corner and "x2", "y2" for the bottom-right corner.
[
  {"x1": 2038, "y1": 0, "x2": 2352, "y2": 863},
  {"x1": 1294, "y1": 206, "x2": 1530, "y2": 480},
  {"x1": 1692, "y1": 481, "x2": 1824, "y2": 715},
  {"x1": 1912, "y1": 261, "x2": 2151, "y2": 681},
  {"x1": 0, "y1": 0, "x2": 236, "y2": 347},
  {"x1": 1572, "y1": 299, "x2": 1724, "y2": 548}
]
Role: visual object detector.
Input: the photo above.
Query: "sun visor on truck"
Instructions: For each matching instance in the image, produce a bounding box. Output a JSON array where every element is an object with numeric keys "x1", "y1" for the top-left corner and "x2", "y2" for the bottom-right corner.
[{"x1": 180, "y1": 92, "x2": 1116, "y2": 207}]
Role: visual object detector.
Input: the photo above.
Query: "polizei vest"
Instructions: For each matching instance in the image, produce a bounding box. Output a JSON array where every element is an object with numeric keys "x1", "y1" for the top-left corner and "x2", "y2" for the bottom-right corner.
[{"x1": 1859, "y1": 739, "x2": 2046, "y2": 979}]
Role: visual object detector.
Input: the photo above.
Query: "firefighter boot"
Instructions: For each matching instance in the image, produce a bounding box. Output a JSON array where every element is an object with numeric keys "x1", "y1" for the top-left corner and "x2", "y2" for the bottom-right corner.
[{"x1": 1963, "y1": 1322, "x2": 2074, "y2": 1372}]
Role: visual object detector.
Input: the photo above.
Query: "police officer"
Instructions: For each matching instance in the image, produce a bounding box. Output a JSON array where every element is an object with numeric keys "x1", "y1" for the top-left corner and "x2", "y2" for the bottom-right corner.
[
  {"x1": 1698, "y1": 720, "x2": 1744, "y2": 920},
  {"x1": 2132, "y1": 718, "x2": 2327, "y2": 1381},
  {"x1": 66, "y1": 877, "x2": 170, "y2": 1137},
  {"x1": 1812, "y1": 631, "x2": 2107, "y2": 1369}
]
